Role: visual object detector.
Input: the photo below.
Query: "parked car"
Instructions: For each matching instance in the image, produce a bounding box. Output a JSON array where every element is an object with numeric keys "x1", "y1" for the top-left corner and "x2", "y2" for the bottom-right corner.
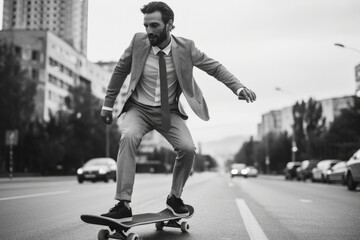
[
  {"x1": 284, "y1": 161, "x2": 301, "y2": 180},
  {"x1": 296, "y1": 160, "x2": 320, "y2": 181},
  {"x1": 328, "y1": 161, "x2": 347, "y2": 185},
  {"x1": 346, "y1": 149, "x2": 360, "y2": 191},
  {"x1": 230, "y1": 163, "x2": 247, "y2": 178},
  {"x1": 311, "y1": 159, "x2": 341, "y2": 183},
  {"x1": 241, "y1": 166, "x2": 258, "y2": 178},
  {"x1": 77, "y1": 158, "x2": 117, "y2": 183}
]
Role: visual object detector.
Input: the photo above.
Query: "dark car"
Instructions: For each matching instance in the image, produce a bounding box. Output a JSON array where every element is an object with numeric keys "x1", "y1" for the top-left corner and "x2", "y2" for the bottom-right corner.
[
  {"x1": 311, "y1": 159, "x2": 341, "y2": 183},
  {"x1": 284, "y1": 161, "x2": 301, "y2": 180},
  {"x1": 328, "y1": 161, "x2": 347, "y2": 185},
  {"x1": 230, "y1": 163, "x2": 247, "y2": 178},
  {"x1": 77, "y1": 158, "x2": 117, "y2": 183},
  {"x1": 346, "y1": 149, "x2": 360, "y2": 191},
  {"x1": 296, "y1": 160, "x2": 320, "y2": 181}
]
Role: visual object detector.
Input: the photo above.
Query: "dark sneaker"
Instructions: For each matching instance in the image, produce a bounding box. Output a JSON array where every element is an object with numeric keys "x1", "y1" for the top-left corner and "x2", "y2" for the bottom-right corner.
[
  {"x1": 166, "y1": 195, "x2": 189, "y2": 217},
  {"x1": 101, "y1": 201, "x2": 132, "y2": 221}
]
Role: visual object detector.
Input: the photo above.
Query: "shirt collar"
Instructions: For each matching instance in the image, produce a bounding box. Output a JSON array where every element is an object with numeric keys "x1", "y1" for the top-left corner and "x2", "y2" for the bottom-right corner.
[{"x1": 152, "y1": 36, "x2": 172, "y2": 55}]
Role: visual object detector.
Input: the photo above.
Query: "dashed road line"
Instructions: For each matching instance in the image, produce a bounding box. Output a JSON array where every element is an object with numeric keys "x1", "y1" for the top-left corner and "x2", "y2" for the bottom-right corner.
[
  {"x1": 299, "y1": 199, "x2": 313, "y2": 203},
  {"x1": 0, "y1": 190, "x2": 70, "y2": 201},
  {"x1": 236, "y1": 198, "x2": 268, "y2": 240}
]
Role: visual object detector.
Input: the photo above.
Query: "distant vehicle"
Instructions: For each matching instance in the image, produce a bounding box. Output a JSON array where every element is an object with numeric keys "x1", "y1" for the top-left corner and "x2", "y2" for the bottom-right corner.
[
  {"x1": 284, "y1": 161, "x2": 301, "y2": 180},
  {"x1": 296, "y1": 160, "x2": 320, "y2": 181},
  {"x1": 241, "y1": 166, "x2": 258, "y2": 178},
  {"x1": 328, "y1": 161, "x2": 347, "y2": 185},
  {"x1": 311, "y1": 159, "x2": 341, "y2": 183},
  {"x1": 230, "y1": 163, "x2": 247, "y2": 178},
  {"x1": 77, "y1": 158, "x2": 117, "y2": 183},
  {"x1": 346, "y1": 149, "x2": 360, "y2": 191}
]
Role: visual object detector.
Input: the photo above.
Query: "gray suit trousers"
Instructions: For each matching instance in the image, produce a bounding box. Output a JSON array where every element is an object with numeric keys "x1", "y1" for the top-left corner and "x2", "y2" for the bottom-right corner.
[{"x1": 115, "y1": 99, "x2": 195, "y2": 202}]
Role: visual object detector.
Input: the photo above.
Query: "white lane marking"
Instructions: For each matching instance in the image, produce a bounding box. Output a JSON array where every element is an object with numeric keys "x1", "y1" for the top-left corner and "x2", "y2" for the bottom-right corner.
[
  {"x1": 299, "y1": 199, "x2": 313, "y2": 203},
  {"x1": 228, "y1": 182, "x2": 234, "y2": 187},
  {"x1": 0, "y1": 190, "x2": 70, "y2": 201},
  {"x1": 236, "y1": 198, "x2": 268, "y2": 240}
]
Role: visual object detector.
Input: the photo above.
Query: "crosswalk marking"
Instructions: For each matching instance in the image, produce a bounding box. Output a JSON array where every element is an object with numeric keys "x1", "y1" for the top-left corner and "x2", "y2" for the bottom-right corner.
[{"x1": 236, "y1": 198, "x2": 268, "y2": 240}]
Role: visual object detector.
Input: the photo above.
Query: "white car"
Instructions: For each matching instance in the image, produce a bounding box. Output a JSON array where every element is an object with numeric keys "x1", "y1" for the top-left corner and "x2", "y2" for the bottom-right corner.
[
  {"x1": 328, "y1": 161, "x2": 347, "y2": 185},
  {"x1": 311, "y1": 159, "x2": 341, "y2": 183},
  {"x1": 241, "y1": 166, "x2": 258, "y2": 178}
]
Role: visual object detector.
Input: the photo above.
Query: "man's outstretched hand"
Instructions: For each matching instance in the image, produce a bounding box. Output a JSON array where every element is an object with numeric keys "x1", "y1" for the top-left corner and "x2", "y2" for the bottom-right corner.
[
  {"x1": 239, "y1": 87, "x2": 257, "y2": 103},
  {"x1": 101, "y1": 109, "x2": 113, "y2": 125}
]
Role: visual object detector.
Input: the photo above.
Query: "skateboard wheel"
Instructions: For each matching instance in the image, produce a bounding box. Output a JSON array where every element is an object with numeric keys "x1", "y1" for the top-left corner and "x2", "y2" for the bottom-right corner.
[
  {"x1": 155, "y1": 221, "x2": 164, "y2": 230},
  {"x1": 180, "y1": 222, "x2": 190, "y2": 233},
  {"x1": 97, "y1": 229, "x2": 109, "y2": 240},
  {"x1": 127, "y1": 233, "x2": 139, "y2": 240}
]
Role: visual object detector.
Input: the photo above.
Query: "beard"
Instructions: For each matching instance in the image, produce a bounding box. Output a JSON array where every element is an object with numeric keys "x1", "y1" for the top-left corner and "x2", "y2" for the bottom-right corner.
[{"x1": 147, "y1": 26, "x2": 168, "y2": 46}]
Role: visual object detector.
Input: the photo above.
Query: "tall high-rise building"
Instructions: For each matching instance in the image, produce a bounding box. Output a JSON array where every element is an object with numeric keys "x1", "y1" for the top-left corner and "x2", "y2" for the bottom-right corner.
[{"x1": 2, "y1": 0, "x2": 88, "y2": 55}]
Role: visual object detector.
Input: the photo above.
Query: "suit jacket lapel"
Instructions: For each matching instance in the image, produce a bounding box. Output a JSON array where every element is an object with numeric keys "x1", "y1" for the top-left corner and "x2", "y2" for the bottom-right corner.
[
  {"x1": 133, "y1": 37, "x2": 151, "y2": 82},
  {"x1": 171, "y1": 38, "x2": 182, "y2": 80}
]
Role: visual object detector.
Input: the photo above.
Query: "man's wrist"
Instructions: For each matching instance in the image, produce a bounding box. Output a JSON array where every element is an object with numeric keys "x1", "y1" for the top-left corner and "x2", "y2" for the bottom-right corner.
[{"x1": 102, "y1": 106, "x2": 113, "y2": 111}]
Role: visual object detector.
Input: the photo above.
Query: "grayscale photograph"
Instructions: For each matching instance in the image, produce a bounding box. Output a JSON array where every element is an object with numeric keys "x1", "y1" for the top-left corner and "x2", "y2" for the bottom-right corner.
[{"x1": 0, "y1": 0, "x2": 359, "y2": 239}]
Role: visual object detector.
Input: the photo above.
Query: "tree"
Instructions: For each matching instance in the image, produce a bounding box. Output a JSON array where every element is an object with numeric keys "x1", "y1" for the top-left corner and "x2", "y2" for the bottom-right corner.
[
  {"x1": 0, "y1": 43, "x2": 37, "y2": 172},
  {"x1": 293, "y1": 100, "x2": 307, "y2": 160},
  {"x1": 62, "y1": 85, "x2": 121, "y2": 173},
  {"x1": 303, "y1": 98, "x2": 326, "y2": 158},
  {"x1": 324, "y1": 96, "x2": 360, "y2": 159}
]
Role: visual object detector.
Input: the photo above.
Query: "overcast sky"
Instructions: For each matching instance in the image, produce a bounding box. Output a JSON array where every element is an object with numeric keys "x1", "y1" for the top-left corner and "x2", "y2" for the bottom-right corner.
[{"x1": 1, "y1": 0, "x2": 360, "y2": 144}]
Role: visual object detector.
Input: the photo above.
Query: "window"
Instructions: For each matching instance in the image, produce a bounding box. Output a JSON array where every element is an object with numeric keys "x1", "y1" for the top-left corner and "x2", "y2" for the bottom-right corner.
[
  {"x1": 32, "y1": 50, "x2": 40, "y2": 61},
  {"x1": 14, "y1": 46, "x2": 22, "y2": 57},
  {"x1": 32, "y1": 69, "x2": 39, "y2": 79},
  {"x1": 48, "y1": 90, "x2": 52, "y2": 100}
]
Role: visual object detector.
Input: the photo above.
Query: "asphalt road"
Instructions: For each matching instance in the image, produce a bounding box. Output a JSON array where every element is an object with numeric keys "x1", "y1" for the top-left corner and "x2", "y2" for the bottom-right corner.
[{"x1": 0, "y1": 172, "x2": 359, "y2": 240}]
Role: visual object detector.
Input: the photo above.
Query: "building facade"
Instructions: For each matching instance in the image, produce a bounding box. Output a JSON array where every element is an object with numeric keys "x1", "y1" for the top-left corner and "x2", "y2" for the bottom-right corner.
[
  {"x1": 0, "y1": 29, "x2": 110, "y2": 121},
  {"x1": 2, "y1": 0, "x2": 88, "y2": 55},
  {"x1": 258, "y1": 96, "x2": 354, "y2": 139}
]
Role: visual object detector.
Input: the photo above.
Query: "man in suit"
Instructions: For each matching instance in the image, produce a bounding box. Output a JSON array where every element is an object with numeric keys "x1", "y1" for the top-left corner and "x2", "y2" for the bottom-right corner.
[{"x1": 100, "y1": 1, "x2": 256, "y2": 221}]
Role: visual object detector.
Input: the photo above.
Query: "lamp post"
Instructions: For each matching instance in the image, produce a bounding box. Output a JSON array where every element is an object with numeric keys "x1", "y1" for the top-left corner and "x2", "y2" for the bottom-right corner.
[
  {"x1": 105, "y1": 125, "x2": 110, "y2": 158},
  {"x1": 334, "y1": 43, "x2": 360, "y2": 54},
  {"x1": 275, "y1": 87, "x2": 297, "y2": 162},
  {"x1": 334, "y1": 43, "x2": 360, "y2": 97}
]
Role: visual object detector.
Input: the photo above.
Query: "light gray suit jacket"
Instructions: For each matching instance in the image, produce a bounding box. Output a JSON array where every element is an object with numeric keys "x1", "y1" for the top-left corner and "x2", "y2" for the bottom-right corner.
[{"x1": 103, "y1": 32, "x2": 244, "y2": 121}]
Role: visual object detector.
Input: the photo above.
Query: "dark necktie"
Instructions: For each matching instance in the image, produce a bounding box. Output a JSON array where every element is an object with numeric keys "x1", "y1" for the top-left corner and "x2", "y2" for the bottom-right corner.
[{"x1": 157, "y1": 51, "x2": 171, "y2": 131}]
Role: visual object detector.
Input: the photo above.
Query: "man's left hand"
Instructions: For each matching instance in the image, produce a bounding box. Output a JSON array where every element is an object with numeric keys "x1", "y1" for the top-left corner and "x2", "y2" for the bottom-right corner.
[{"x1": 239, "y1": 88, "x2": 256, "y2": 103}]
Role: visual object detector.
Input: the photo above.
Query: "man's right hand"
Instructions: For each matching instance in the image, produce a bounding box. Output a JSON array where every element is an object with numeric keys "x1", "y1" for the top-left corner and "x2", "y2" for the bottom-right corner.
[{"x1": 101, "y1": 109, "x2": 113, "y2": 125}]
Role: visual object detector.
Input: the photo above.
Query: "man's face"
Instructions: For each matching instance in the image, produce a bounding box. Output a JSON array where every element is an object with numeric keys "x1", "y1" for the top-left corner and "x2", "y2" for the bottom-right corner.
[{"x1": 144, "y1": 11, "x2": 169, "y2": 47}]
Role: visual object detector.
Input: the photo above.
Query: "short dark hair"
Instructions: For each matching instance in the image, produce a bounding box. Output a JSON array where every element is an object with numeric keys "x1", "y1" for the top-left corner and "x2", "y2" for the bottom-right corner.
[{"x1": 141, "y1": 1, "x2": 175, "y2": 29}]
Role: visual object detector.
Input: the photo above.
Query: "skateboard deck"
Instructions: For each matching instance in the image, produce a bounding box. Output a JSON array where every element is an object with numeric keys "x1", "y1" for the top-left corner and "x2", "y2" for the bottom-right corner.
[{"x1": 81, "y1": 204, "x2": 194, "y2": 240}]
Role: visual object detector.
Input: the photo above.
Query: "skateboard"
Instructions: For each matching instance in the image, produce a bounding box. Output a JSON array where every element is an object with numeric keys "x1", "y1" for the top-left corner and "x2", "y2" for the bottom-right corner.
[{"x1": 81, "y1": 204, "x2": 194, "y2": 240}]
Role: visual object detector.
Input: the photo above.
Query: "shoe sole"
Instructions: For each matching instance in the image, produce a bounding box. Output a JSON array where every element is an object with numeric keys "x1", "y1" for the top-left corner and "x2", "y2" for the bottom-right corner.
[{"x1": 166, "y1": 204, "x2": 189, "y2": 217}]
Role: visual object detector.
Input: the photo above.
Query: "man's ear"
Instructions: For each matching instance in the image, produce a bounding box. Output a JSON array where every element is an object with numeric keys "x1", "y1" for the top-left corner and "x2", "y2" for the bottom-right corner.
[{"x1": 167, "y1": 20, "x2": 174, "y2": 31}]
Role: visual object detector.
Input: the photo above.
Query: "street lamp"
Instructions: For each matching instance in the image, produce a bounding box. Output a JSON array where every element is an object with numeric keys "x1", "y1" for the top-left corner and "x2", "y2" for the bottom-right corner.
[
  {"x1": 334, "y1": 43, "x2": 360, "y2": 97},
  {"x1": 334, "y1": 43, "x2": 360, "y2": 54},
  {"x1": 275, "y1": 87, "x2": 297, "y2": 162}
]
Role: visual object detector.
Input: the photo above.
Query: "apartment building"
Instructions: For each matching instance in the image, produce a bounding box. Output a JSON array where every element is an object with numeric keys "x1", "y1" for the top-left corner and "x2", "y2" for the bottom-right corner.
[
  {"x1": 0, "y1": 29, "x2": 110, "y2": 120},
  {"x1": 258, "y1": 96, "x2": 354, "y2": 139},
  {"x1": 2, "y1": 0, "x2": 88, "y2": 55}
]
